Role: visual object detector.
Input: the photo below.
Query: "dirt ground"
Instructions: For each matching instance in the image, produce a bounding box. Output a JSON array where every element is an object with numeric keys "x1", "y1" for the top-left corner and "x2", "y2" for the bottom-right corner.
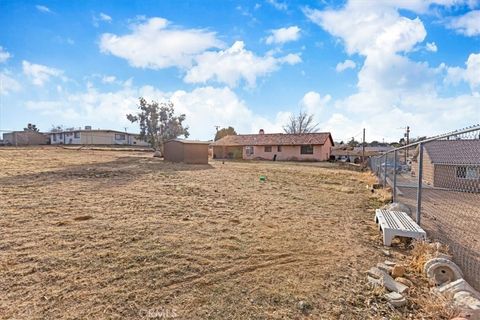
[{"x1": 0, "y1": 147, "x2": 444, "y2": 319}]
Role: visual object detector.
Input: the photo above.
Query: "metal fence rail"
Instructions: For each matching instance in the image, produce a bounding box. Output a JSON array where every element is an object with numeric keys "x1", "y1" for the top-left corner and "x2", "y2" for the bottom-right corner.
[{"x1": 370, "y1": 125, "x2": 480, "y2": 290}]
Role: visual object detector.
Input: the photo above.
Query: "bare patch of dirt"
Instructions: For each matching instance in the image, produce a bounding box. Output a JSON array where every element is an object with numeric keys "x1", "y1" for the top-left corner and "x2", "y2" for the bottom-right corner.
[{"x1": 0, "y1": 147, "x2": 448, "y2": 319}]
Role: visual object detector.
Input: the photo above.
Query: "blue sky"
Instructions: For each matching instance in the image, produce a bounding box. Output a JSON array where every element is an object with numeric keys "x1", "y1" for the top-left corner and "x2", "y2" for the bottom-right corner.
[{"x1": 0, "y1": 0, "x2": 479, "y2": 142}]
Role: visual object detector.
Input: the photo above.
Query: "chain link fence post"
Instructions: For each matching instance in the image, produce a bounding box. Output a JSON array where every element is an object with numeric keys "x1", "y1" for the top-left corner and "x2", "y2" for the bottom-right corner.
[
  {"x1": 393, "y1": 150, "x2": 397, "y2": 202},
  {"x1": 416, "y1": 142, "x2": 424, "y2": 225},
  {"x1": 383, "y1": 153, "x2": 387, "y2": 187}
]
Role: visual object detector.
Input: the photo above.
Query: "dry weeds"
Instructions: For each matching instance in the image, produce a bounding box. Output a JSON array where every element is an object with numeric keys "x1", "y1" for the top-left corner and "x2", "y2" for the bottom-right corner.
[{"x1": 0, "y1": 147, "x2": 452, "y2": 319}]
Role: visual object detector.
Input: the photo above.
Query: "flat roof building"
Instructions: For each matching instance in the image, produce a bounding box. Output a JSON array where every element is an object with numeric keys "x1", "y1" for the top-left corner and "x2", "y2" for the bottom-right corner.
[{"x1": 164, "y1": 139, "x2": 210, "y2": 164}]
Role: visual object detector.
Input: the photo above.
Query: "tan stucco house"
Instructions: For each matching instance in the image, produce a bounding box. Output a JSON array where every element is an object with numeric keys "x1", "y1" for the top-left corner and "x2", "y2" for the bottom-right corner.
[
  {"x1": 212, "y1": 130, "x2": 334, "y2": 161},
  {"x1": 412, "y1": 140, "x2": 480, "y2": 192},
  {"x1": 49, "y1": 128, "x2": 149, "y2": 146}
]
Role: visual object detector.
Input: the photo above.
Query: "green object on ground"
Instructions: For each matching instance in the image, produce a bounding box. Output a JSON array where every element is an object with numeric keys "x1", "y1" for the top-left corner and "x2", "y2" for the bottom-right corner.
[{"x1": 259, "y1": 175, "x2": 266, "y2": 182}]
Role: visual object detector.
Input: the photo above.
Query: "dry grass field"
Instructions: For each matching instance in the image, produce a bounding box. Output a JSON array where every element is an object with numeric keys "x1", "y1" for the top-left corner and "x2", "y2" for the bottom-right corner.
[{"x1": 0, "y1": 147, "x2": 446, "y2": 319}]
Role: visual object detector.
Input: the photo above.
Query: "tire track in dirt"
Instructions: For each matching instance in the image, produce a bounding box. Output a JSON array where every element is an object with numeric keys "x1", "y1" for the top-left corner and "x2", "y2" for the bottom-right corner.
[{"x1": 159, "y1": 254, "x2": 304, "y2": 291}]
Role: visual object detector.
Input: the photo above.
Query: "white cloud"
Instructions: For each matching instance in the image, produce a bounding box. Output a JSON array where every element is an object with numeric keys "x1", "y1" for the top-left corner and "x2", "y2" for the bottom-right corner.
[
  {"x1": 22, "y1": 61, "x2": 64, "y2": 86},
  {"x1": 24, "y1": 82, "x2": 286, "y2": 139},
  {"x1": 0, "y1": 71, "x2": 21, "y2": 95},
  {"x1": 322, "y1": 93, "x2": 480, "y2": 142},
  {"x1": 299, "y1": 91, "x2": 331, "y2": 117},
  {"x1": 335, "y1": 59, "x2": 356, "y2": 72},
  {"x1": 446, "y1": 53, "x2": 480, "y2": 92},
  {"x1": 99, "y1": 17, "x2": 224, "y2": 69},
  {"x1": 426, "y1": 42, "x2": 438, "y2": 52},
  {"x1": 279, "y1": 53, "x2": 302, "y2": 64},
  {"x1": 304, "y1": 5, "x2": 427, "y2": 56},
  {"x1": 266, "y1": 0, "x2": 287, "y2": 11},
  {"x1": 0, "y1": 47, "x2": 11, "y2": 63},
  {"x1": 184, "y1": 41, "x2": 300, "y2": 87},
  {"x1": 93, "y1": 12, "x2": 113, "y2": 27},
  {"x1": 99, "y1": 13, "x2": 112, "y2": 22},
  {"x1": 304, "y1": 0, "x2": 480, "y2": 142},
  {"x1": 464, "y1": 54, "x2": 480, "y2": 90},
  {"x1": 265, "y1": 26, "x2": 301, "y2": 45},
  {"x1": 100, "y1": 17, "x2": 300, "y2": 88},
  {"x1": 447, "y1": 10, "x2": 480, "y2": 36},
  {"x1": 102, "y1": 75, "x2": 117, "y2": 84},
  {"x1": 36, "y1": 5, "x2": 52, "y2": 13}
]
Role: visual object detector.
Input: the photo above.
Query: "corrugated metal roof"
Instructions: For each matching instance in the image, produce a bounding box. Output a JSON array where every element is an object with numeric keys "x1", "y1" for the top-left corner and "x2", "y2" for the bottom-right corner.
[
  {"x1": 424, "y1": 140, "x2": 480, "y2": 165},
  {"x1": 212, "y1": 132, "x2": 333, "y2": 146}
]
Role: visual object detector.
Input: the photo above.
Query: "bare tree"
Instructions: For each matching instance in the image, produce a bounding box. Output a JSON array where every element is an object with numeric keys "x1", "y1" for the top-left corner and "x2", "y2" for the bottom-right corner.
[
  {"x1": 283, "y1": 111, "x2": 319, "y2": 134},
  {"x1": 127, "y1": 97, "x2": 189, "y2": 152}
]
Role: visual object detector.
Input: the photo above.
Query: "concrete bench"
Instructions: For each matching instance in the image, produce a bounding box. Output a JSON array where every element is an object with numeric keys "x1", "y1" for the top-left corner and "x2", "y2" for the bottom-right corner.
[{"x1": 375, "y1": 209, "x2": 426, "y2": 246}]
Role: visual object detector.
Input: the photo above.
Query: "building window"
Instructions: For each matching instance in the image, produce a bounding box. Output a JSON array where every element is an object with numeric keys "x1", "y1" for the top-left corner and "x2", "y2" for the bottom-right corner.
[
  {"x1": 277, "y1": 145, "x2": 282, "y2": 152},
  {"x1": 300, "y1": 145, "x2": 314, "y2": 154},
  {"x1": 115, "y1": 133, "x2": 126, "y2": 140},
  {"x1": 245, "y1": 146, "x2": 254, "y2": 155},
  {"x1": 74, "y1": 132, "x2": 80, "y2": 138},
  {"x1": 52, "y1": 134, "x2": 56, "y2": 141},
  {"x1": 456, "y1": 166, "x2": 479, "y2": 179},
  {"x1": 264, "y1": 146, "x2": 272, "y2": 152},
  {"x1": 59, "y1": 133, "x2": 63, "y2": 139}
]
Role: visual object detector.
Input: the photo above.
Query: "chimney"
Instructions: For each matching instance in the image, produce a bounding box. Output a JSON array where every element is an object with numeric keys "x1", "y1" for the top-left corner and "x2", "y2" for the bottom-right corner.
[{"x1": 259, "y1": 129, "x2": 265, "y2": 135}]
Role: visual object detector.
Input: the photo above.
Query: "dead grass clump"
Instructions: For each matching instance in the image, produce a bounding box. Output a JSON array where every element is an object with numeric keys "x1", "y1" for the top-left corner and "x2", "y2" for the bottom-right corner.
[
  {"x1": 411, "y1": 291, "x2": 459, "y2": 319},
  {"x1": 409, "y1": 240, "x2": 450, "y2": 273}
]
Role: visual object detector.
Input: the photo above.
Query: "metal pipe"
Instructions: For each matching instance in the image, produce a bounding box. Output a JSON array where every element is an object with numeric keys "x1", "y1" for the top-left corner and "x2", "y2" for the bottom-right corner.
[
  {"x1": 416, "y1": 143, "x2": 424, "y2": 224},
  {"x1": 383, "y1": 153, "x2": 387, "y2": 187},
  {"x1": 393, "y1": 149, "x2": 397, "y2": 202}
]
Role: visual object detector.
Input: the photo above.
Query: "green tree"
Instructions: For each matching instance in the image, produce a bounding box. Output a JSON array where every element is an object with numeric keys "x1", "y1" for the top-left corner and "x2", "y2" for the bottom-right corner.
[
  {"x1": 214, "y1": 126, "x2": 237, "y2": 141},
  {"x1": 127, "y1": 98, "x2": 189, "y2": 151},
  {"x1": 348, "y1": 137, "x2": 359, "y2": 147},
  {"x1": 283, "y1": 111, "x2": 318, "y2": 134}
]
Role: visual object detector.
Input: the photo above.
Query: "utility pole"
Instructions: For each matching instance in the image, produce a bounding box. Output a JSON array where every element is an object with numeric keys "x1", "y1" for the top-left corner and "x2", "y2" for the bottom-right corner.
[
  {"x1": 214, "y1": 125, "x2": 220, "y2": 141},
  {"x1": 362, "y1": 128, "x2": 365, "y2": 166}
]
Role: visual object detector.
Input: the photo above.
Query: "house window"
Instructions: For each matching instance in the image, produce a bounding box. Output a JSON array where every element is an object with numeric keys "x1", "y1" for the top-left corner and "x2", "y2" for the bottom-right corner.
[
  {"x1": 277, "y1": 145, "x2": 282, "y2": 152},
  {"x1": 456, "y1": 166, "x2": 479, "y2": 179},
  {"x1": 59, "y1": 133, "x2": 63, "y2": 139},
  {"x1": 115, "y1": 133, "x2": 126, "y2": 140},
  {"x1": 300, "y1": 145, "x2": 314, "y2": 154},
  {"x1": 74, "y1": 132, "x2": 80, "y2": 138},
  {"x1": 245, "y1": 146, "x2": 254, "y2": 155},
  {"x1": 264, "y1": 146, "x2": 272, "y2": 152},
  {"x1": 52, "y1": 134, "x2": 56, "y2": 141}
]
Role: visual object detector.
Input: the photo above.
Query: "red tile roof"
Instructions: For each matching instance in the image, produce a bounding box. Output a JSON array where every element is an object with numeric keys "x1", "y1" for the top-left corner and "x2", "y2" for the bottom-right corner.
[{"x1": 212, "y1": 132, "x2": 333, "y2": 146}]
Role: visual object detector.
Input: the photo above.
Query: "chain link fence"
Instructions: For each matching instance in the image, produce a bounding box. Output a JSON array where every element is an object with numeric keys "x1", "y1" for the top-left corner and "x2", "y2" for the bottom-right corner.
[{"x1": 370, "y1": 125, "x2": 480, "y2": 290}]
